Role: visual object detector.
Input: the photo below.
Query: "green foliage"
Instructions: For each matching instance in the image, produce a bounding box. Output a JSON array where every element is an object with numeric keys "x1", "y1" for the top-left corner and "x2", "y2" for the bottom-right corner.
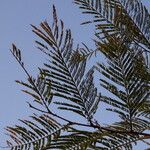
[
  {"x1": 95, "y1": 34, "x2": 149, "y2": 131},
  {"x1": 4, "y1": 0, "x2": 150, "y2": 150},
  {"x1": 6, "y1": 114, "x2": 69, "y2": 150},
  {"x1": 74, "y1": 0, "x2": 150, "y2": 49},
  {"x1": 31, "y1": 6, "x2": 101, "y2": 120}
]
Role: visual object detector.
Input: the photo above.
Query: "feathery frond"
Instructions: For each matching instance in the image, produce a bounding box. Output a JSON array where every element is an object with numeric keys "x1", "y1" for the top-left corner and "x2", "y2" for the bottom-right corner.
[
  {"x1": 45, "y1": 127, "x2": 142, "y2": 150},
  {"x1": 74, "y1": 0, "x2": 150, "y2": 51},
  {"x1": 10, "y1": 44, "x2": 53, "y2": 107},
  {"x1": 96, "y1": 33, "x2": 150, "y2": 132},
  {"x1": 6, "y1": 114, "x2": 69, "y2": 150},
  {"x1": 32, "y1": 6, "x2": 101, "y2": 120}
]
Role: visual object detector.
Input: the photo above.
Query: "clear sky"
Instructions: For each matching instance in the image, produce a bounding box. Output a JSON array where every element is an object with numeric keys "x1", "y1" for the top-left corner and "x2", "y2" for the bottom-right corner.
[{"x1": 0, "y1": 0, "x2": 150, "y2": 149}]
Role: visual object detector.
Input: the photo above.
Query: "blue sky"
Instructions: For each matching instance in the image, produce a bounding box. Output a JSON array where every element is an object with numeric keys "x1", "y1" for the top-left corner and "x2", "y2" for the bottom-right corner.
[{"x1": 0, "y1": 0, "x2": 150, "y2": 149}]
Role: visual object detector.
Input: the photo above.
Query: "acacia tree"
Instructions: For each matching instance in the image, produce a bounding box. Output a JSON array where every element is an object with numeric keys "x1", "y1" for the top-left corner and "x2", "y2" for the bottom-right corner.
[{"x1": 4, "y1": 0, "x2": 150, "y2": 149}]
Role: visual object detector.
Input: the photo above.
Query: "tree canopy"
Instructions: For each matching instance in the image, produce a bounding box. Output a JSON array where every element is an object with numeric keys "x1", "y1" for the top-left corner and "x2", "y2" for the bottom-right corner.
[{"x1": 3, "y1": 0, "x2": 150, "y2": 149}]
